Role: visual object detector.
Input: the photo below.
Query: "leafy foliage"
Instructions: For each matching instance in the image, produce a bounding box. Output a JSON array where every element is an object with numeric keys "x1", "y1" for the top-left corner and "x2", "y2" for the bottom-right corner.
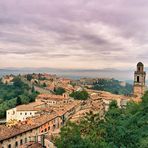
[
  {"x1": 55, "y1": 93, "x2": 148, "y2": 148},
  {"x1": 0, "y1": 77, "x2": 39, "y2": 118},
  {"x1": 91, "y1": 79, "x2": 132, "y2": 95},
  {"x1": 26, "y1": 74, "x2": 33, "y2": 81},
  {"x1": 42, "y1": 82, "x2": 47, "y2": 87},
  {"x1": 54, "y1": 87, "x2": 66, "y2": 95},
  {"x1": 70, "y1": 90, "x2": 89, "y2": 100}
]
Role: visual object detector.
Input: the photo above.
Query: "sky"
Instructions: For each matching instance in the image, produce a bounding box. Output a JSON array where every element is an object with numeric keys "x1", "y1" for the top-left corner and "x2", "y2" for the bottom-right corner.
[{"x1": 0, "y1": 0, "x2": 148, "y2": 70}]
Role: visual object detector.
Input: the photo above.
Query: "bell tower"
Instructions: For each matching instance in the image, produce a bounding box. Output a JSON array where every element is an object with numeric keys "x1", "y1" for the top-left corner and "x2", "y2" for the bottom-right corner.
[{"x1": 133, "y1": 62, "x2": 146, "y2": 97}]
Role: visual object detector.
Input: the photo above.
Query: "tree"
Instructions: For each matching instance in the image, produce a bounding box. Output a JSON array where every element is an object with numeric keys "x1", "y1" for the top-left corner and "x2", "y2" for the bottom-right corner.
[
  {"x1": 31, "y1": 86, "x2": 35, "y2": 92},
  {"x1": 55, "y1": 96, "x2": 148, "y2": 148},
  {"x1": 55, "y1": 112, "x2": 108, "y2": 148},
  {"x1": 16, "y1": 96, "x2": 21, "y2": 105},
  {"x1": 0, "y1": 76, "x2": 39, "y2": 118},
  {"x1": 56, "y1": 122, "x2": 85, "y2": 148},
  {"x1": 70, "y1": 90, "x2": 89, "y2": 100},
  {"x1": 13, "y1": 77, "x2": 24, "y2": 88},
  {"x1": 43, "y1": 82, "x2": 47, "y2": 87},
  {"x1": 29, "y1": 92, "x2": 39, "y2": 102},
  {"x1": 54, "y1": 87, "x2": 66, "y2": 95},
  {"x1": 91, "y1": 79, "x2": 133, "y2": 95},
  {"x1": 26, "y1": 74, "x2": 33, "y2": 81},
  {"x1": 108, "y1": 100, "x2": 118, "y2": 110}
]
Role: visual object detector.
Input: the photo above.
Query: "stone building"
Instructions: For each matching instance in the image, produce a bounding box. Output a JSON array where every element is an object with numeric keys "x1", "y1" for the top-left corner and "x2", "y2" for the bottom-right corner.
[
  {"x1": 6, "y1": 102, "x2": 46, "y2": 123},
  {"x1": 1, "y1": 75, "x2": 14, "y2": 85},
  {"x1": 1, "y1": 101, "x2": 81, "y2": 148},
  {"x1": 133, "y1": 62, "x2": 146, "y2": 97},
  {"x1": 35, "y1": 93, "x2": 72, "y2": 105},
  {"x1": 0, "y1": 113, "x2": 62, "y2": 148}
]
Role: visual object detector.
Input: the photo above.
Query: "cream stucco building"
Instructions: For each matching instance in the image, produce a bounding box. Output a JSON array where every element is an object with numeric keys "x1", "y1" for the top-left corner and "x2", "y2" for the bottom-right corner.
[{"x1": 6, "y1": 102, "x2": 45, "y2": 123}]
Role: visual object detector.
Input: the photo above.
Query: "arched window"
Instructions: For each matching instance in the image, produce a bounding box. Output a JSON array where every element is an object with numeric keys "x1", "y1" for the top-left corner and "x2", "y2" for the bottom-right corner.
[
  {"x1": 48, "y1": 126, "x2": 50, "y2": 130},
  {"x1": 137, "y1": 76, "x2": 140, "y2": 82}
]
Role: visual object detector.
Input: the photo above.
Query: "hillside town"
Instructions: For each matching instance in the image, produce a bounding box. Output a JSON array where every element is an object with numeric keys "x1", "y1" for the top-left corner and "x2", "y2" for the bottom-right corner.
[
  {"x1": 1, "y1": 0, "x2": 148, "y2": 147},
  {"x1": 0, "y1": 62, "x2": 145, "y2": 148}
]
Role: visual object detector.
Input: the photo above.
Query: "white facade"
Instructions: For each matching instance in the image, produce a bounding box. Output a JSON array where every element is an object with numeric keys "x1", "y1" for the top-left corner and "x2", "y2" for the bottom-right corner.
[
  {"x1": 44, "y1": 138, "x2": 56, "y2": 148},
  {"x1": 6, "y1": 108, "x2": 37, "y2": 122},
  {"x1": 1, "y1": 76, "x2": 14, "y2": 84}
]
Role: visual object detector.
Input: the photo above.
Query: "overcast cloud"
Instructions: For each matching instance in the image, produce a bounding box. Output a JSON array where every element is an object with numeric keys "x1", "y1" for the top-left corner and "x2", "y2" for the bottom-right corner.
[{"x1": 0, "y1": 0, "x2": 148, "y2": 69}]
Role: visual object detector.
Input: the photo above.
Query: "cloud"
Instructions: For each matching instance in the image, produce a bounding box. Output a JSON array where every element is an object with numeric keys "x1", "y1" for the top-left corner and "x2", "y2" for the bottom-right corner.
[{"x1": 0, "y1": 0, "x2": 148, "y2": 69}]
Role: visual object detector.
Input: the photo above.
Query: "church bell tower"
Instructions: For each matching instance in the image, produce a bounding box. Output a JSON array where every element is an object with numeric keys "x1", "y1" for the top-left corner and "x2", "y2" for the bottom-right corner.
[{"x1": 133, "y1": 62, "x2": 146, "y2": 97}]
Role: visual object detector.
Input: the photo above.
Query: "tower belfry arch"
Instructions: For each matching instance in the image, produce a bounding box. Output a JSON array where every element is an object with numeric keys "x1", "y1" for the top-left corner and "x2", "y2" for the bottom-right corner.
[{"x1": 133, "y1": 62, "x2": 146, "y2": 97}]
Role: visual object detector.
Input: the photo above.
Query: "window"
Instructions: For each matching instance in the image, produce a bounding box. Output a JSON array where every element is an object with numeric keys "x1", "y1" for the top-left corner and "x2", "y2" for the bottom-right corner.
[
  {"x1": 30, "y1": 112, "x2": 32, "y2": 115},
  {"x1": 20, "y1": 139, "x2": 23, "y2": 145},
  {"x1": 15, "y1": 141, "x2": 18, "y2": 147},
  {"x1": 34, "y1": 136, "x2": 37, "y2": 142},
  {"x1": 25, "y1": 113, "x2": 27, "y2": 115},
  {"x1": 8, "y1": 144, "x2": 11, "y2": 148},
  {"x1": 12, "y1": 111, "x2": 15, "y2": 115},
  {"x1": 137, "y1": 76, "x2": 140, "y2": 82},
  {"x1": 20, "y1": 113, "x2": 22, "y2": 115},
  {"x1": 53, "y1": 125, "x2": 56, "y2": 131},
  {"x1": 25, "y1": 138, "x2": 27, "y2": 143}
]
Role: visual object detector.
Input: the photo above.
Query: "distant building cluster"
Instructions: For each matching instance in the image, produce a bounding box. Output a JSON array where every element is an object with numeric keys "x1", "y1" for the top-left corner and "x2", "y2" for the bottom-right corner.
[
  {"x1": 27, "y1": 73, "x2": 72, "y2": 93},
  {"x1": 36, "y1": 93, "x2": 71, "y2": 105},
  {"x1": 1, "y1": 75, "x2": 14, "y2": 85}
]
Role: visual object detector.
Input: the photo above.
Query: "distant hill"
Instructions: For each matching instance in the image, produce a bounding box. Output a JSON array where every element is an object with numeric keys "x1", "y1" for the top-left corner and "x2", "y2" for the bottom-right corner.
[
  {"x1": 0, "y1": 67, "x2": 134, "y2": 80},
  {"x1": 0, "y1": 67, "x2": 148, "y2": 81}
]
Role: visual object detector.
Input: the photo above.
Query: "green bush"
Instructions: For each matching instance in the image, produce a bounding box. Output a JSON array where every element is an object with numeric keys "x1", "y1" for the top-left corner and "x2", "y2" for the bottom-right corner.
[
  {"x1": 92, "y1": 79, "x2": 132, "y2": 95},
  {"x1": 70, "y1": 90, "x2": 89, "y2": 100},
  {"x1": 54, "y1": 87, "x2": 66, "y2": 95}
]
